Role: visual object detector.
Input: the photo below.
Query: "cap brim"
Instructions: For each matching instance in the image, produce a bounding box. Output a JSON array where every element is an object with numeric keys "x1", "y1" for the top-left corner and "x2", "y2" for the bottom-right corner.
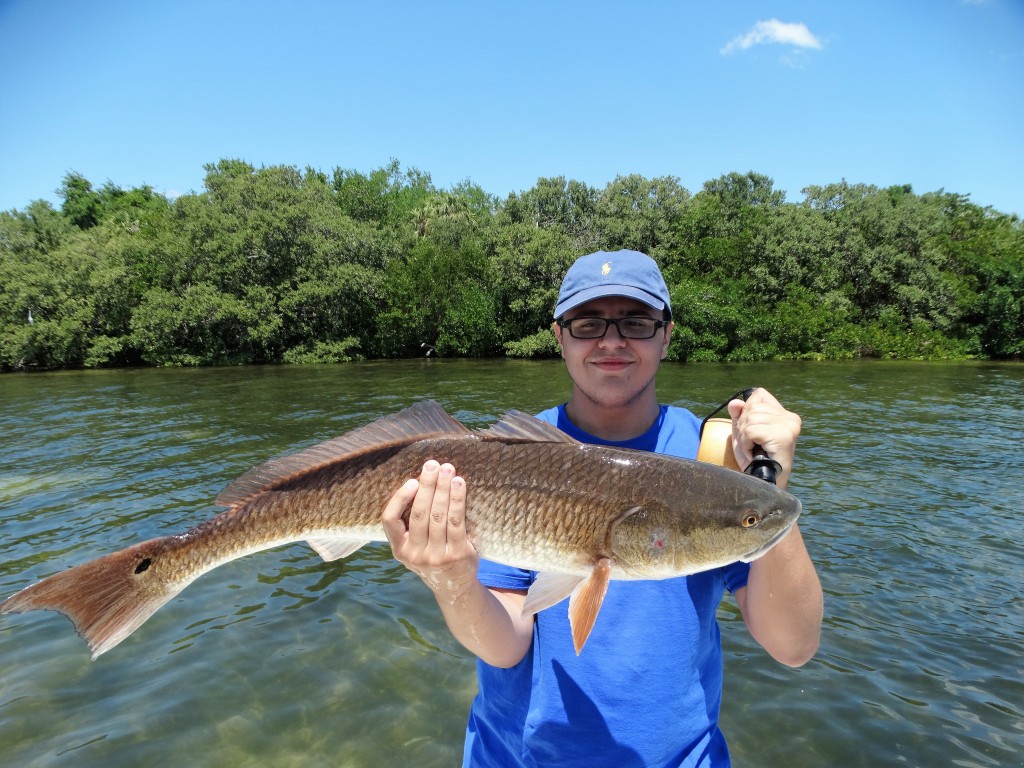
[{"x1": 554, "y1": 284, "x2": 667, "y2": 318}]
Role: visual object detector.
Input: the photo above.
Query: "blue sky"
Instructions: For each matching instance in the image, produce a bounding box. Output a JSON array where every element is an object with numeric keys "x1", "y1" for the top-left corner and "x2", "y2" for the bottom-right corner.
[{"x1": 1, "y1": 0, "x2": 1022, "y2": 217}]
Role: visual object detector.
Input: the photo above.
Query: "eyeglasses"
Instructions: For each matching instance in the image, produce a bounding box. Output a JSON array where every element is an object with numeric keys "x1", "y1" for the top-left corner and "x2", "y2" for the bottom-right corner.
[{"x1": 557, "y1": 316, "x2": 669, "y2": 340}]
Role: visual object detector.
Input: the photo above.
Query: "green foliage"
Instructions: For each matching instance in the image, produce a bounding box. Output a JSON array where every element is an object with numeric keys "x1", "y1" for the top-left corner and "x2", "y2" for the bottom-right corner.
[
  {"x1": 504, "y1": 328, "x2": 560, "y2": 358},
  {"x1": 130, "y1": 283, "x2": 256, "y2": 366},
  {"x1": 972, "y1": 257, "x2": 1024, "y2": 357},
  {"x1": 667, "y1": 278, "x2": 724, "y2": 362},
  {"x1": 1, "y1": 161, "x2": 1021, "y2": 370},
  {"x1": 0, "y1": 214, "x2": 145, "y2": 369},
  {"x1": 767, "y1": 286, "x2": 851, "y2": 359},
  {"x1": 279, "y1": 262, "x2": 382, "y2": 358},
  {"x1": 376, "y1": 236, "x2": 498, "y2": 358},
  {"x1": 596, "y1": 174, "x2": 690, "y2": 259},
  {"x1": 332, "y1": 159, "x2": 434, "y2": 227},
  {"x1": 282, "y1": 338, "x2": 363, "y2": 365},
  {"x1": 488, "y1": 224, "x2": 576, "y2": 342},
  {"x1": 500, "y1": 177, "x2": 600, "y2": 252},
  {"x1": 59, "y1": 172, "x2": 103, "y2": 229}
]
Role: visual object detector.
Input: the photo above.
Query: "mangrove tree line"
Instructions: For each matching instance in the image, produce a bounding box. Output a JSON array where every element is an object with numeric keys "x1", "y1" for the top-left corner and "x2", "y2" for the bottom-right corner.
[{"x1": 1, "y1": 159, "x2": 1021, "y2": 370}]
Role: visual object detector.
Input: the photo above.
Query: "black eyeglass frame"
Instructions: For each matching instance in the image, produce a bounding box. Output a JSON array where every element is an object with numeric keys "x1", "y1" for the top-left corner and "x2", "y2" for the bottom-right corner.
[{"x1": 556, "y1": 316, "x2": 670, "y2": 340}]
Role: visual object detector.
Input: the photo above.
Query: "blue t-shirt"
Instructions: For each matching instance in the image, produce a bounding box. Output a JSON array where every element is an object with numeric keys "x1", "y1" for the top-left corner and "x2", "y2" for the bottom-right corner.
[{"x1": 462, "y1": 404, "x2": 751, "y2": 768}]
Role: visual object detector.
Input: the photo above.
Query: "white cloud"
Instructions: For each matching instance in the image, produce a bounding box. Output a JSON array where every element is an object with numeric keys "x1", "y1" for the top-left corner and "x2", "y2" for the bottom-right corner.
[{"x1": 721, "y1": 19, "x2": 823, "y2": 55}]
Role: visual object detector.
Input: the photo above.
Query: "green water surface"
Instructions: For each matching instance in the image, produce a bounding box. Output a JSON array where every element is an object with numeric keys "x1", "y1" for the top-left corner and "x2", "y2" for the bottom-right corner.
[{"x1": 0, "y1": 360, "x2": 1021, "y2": 767}]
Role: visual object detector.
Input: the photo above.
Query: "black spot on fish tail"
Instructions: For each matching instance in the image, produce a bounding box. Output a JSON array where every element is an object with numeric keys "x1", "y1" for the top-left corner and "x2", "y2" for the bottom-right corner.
[{"x1": 1, "y1": 536, "x2": 191, "y2": 658}]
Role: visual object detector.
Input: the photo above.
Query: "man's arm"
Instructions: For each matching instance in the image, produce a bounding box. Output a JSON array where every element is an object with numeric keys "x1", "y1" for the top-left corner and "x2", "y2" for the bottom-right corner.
[
  {"x1": 729, "y1": 389, "x2": 823, "y2": 667},
  {"x1": 735, "y1": 524, "x2": 822, "y2": 666},
  {"x1": 381, "y1": 460, "x2": 533, "y2": 668}
]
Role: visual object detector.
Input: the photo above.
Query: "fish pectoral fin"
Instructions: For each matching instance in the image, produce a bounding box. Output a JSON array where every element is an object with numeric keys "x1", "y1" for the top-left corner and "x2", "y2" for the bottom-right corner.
[
  {"x1": 568, "y1": 557, "x2": 613, "y2": 655},
  {"x1": 523, "y1": 560, "x2": 615, "y2": 654},
  {"x1": 307, "y1": 538, "x2": 371, "y2": 562},
  {"x1": 523, "y1": 573, "x2": 585, "y2": 617}
]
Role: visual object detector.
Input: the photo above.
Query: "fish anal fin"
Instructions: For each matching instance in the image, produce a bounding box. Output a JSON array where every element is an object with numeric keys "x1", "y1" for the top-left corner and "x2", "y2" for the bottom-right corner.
[
  {"x1": 307, "y1": 538, "x2": 370, "y2": 562},
  {"x1": 568, "y1": 557, "x2": 613, "y2": 655},
  {"x1": 477, "y1": 411, "x2": 580, "y2": 445},
  {"x1": 523, "y1": 572, "x2": 585, "y2": 617},
  {"x1": 216, "y1": 400, "x2": 469, "y2": 508}
]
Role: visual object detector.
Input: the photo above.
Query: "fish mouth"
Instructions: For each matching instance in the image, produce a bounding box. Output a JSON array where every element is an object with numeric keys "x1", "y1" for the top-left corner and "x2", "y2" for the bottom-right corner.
[{"x1": 741, "y1": 515, "x2": 799, "y2": 562}]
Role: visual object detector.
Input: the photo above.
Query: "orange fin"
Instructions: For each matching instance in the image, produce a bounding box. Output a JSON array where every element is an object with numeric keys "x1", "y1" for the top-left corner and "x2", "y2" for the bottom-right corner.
[
  {"x1": 568, "y1": 557, "x2": 613, "y2": 655},
  {"x1": 523, "y1": 572, "x2": 585, "y2": 616},
  {"x1": 477, "y1": 410, "x2": 579, "y2": 444},
  {"x1": 216, "y1": 400, "x2": 469, "y2": 507},
  {"x1": 307, "y1": 538, "x2": 371, "y2": 562}
]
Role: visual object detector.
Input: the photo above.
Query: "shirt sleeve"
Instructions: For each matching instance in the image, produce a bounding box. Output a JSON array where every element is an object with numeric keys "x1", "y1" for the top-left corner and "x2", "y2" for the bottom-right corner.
[
  {"x1": 477, "y1": 558, "x2": 533, "y2": 591},
  {"x1": 722, "y1": 560, "x2": 751, "y2": 594}
]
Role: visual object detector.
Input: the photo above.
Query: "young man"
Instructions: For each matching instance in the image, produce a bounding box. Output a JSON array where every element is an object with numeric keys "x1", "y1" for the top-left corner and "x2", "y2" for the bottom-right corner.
[{"x1": 382, "y1": 250, "x2": 823, "y2": 767}]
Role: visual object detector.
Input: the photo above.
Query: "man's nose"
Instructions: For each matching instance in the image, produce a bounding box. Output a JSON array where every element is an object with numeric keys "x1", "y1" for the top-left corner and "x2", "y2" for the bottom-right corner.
[{"x1": 598, "y1": 321, "x2": 627, "y2": 346}]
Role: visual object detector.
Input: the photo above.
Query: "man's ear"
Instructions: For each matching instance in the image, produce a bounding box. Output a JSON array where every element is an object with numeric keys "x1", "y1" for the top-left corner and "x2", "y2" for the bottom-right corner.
[
  {"x1": 660, "y1": 321, "x2": 674, "y2": 360},
  {"x1": 552, "y1": 321, "x2": 565, "y2": 356}
]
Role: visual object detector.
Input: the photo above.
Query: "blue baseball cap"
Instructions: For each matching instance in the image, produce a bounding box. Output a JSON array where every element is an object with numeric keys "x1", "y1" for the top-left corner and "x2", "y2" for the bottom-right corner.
[{"x1": 554, "y1": 250, "x2": 672, "y2": 319}]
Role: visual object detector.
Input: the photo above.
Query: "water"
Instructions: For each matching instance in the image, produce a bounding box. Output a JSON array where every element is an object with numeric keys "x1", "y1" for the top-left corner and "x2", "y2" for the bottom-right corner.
[{"x1": 0, "y1": 360, "x2": 1021, "y2": 767}]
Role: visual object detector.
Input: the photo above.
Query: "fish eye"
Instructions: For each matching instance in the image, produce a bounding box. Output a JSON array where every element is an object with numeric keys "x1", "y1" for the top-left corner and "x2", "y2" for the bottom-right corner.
[{"x1": 741, "y1": 513, "x2": 761, "y2": 528}]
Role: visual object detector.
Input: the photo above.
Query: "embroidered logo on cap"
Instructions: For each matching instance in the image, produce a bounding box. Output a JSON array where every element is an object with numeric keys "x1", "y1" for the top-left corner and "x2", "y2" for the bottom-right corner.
[{"x1": 601, "y1": 261, "x2": 611, "y2": 276}]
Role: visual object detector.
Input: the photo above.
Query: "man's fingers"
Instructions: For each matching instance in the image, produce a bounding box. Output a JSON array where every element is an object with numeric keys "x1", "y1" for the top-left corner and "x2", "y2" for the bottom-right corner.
[
  {"x1": 382, "y1": 478, "x2": 419, "y2": 548},
  {"x1": 406, "y1": 460, "x2": 440, "y2": 549},
  {"x1": 427, "y1": 463, "x2": 456, "y2": 543},
  {"x1": 382, "y1": 460, "x2": 473, "y2": 572},
  {"x1": 728, "y1": 389, "x2": 777, "y2": 458},
  {"x1": 383, "y1": 478, "x2": 419, "y2": 523},
  {"x1": 745, "y1": 387, "x2": 780, "y2": 408},
  {"x1": 445, "y1": 474, "x2": 470, "y2": 549}
]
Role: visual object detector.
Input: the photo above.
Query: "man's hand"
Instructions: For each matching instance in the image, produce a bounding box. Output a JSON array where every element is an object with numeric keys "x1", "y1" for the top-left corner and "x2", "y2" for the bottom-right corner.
[
  {"x1": 382, "y1": 460, "x2": 479, "y2": 600},
  {"x1": 381, "y1": 460, "x2": 534, "y2": 667},
  {"x1": 727, "y1": 388, "x2": 802, "y2": 488}
]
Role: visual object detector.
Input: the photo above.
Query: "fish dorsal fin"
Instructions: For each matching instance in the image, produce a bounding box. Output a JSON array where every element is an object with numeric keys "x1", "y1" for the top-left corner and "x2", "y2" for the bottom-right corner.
[
  {"x1": 477, "y1": 410, "x2": 579, "y2": 444},
  {"x1": 215, "y1": 400, "x2": 469, "y2": 507}
]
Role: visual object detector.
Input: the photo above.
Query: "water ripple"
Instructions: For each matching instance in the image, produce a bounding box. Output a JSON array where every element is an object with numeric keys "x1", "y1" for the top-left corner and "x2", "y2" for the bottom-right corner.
[{"x1": 1, "y1": 361, "x2": 1022, "y2": 767}]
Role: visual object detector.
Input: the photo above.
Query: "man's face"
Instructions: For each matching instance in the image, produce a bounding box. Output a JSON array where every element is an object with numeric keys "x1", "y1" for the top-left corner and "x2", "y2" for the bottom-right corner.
[{"x1": 552, "y1": 297, "x2": 673, "y2": 411}]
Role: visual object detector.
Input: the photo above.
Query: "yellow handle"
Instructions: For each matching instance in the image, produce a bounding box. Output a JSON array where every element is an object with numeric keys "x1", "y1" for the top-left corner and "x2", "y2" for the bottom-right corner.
[{"x1": 696, "y1": 417, "x2": 741, "y2": 472}]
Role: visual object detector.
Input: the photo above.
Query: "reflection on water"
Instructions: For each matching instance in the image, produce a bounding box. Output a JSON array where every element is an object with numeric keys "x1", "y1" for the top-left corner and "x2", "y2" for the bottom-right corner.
[{"x1": 0, "y1": 360, "x2": 1021, "y2": 767}]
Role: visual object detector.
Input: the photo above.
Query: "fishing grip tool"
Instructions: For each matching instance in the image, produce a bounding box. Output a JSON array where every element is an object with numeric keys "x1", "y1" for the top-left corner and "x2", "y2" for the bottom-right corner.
[{"x1": 697, "y1": 388, "x2": 782, "y2": 485}]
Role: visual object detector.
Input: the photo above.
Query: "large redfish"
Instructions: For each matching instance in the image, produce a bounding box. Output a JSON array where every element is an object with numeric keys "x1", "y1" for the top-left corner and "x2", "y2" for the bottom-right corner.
[{"x1": 0, "y1": 400, "x2": 801, "y2": 658}]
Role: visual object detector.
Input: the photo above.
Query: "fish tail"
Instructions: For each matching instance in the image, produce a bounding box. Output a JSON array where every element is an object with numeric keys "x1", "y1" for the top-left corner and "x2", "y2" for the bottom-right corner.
[{"x1": 0, "y1": 537, "x2": 188, "y2": 659}]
